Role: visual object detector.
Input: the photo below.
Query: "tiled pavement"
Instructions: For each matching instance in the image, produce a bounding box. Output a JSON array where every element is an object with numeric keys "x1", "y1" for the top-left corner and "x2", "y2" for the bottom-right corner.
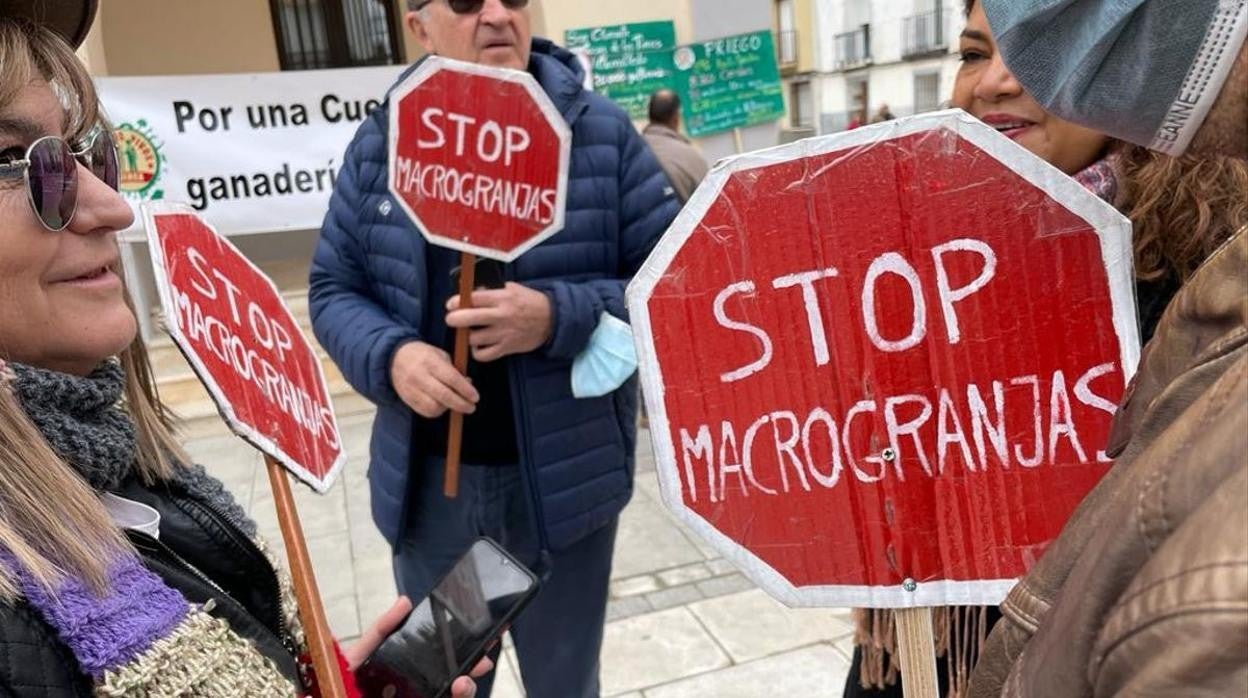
[{"x1": 183, "y1": 411, "x2": 856, "y2": 697}]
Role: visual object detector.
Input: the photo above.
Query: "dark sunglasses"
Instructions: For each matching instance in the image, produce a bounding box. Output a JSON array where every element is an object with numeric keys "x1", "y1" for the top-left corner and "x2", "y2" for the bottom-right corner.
[
  {"x1": 416, "y1": 0, "x2": 529, "y2": 14},
  {"x1": 0, "y1": 129, "x2": 119, "y2": 231}
]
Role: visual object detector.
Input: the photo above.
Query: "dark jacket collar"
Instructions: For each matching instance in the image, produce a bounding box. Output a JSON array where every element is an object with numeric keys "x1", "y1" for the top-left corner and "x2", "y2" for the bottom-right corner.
[
  {"x1": 385, "y1": 38, "x2": 589, "y2": 125},
  {"x1": 527, "y1": 37, "x2": 589, "y2": 123}
]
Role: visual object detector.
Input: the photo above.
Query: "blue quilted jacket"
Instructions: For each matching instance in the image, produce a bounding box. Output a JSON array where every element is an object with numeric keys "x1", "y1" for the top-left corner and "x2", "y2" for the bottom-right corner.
[{"x1": 309, "y1": 40, "x2": 679, "y2": 551}]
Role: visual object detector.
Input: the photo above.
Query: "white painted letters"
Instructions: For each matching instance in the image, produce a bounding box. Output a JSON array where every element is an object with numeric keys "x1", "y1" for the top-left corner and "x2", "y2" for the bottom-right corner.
[
  {"x1": 715, "y1": 281, "x2": 774, "y2": 383},
  {"x1": 772, "y1": 268, "x2": 839, "y2": 366},
  {"x1": 862, "y1": 253, "x2": 927, "y2": 352},
  {"x1": 931, "y1": 238, "x2": 997, "y2": 344}
]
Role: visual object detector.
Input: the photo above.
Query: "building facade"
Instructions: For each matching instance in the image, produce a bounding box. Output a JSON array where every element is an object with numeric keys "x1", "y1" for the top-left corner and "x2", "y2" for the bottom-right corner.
[
  {"x1": 810, "y1": 0, "x2": 965, "y2": 133},
  {"x1": 773, "y1": 0, "x2": 820, "y2": 142},
  {"x1": 76, "y1": 0, "x2": 787, "y2": 350},
  {"x1": 82, "y1": 0, "x2": 786, "y2": 166}
]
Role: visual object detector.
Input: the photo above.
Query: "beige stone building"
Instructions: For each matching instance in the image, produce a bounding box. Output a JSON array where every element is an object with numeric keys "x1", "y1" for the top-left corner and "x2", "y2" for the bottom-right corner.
[{"x1": 774, "y1": 0, "x2": 820, "y2": 140}]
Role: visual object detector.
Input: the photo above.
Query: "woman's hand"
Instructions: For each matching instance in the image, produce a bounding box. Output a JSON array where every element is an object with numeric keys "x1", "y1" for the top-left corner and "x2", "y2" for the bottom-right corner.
[
  {"x1": 345, "y1": 596, "x2": 414, "y2": 671},
  {"x1": 346, "y1": 596, "x2": 494, "y2": 697}
]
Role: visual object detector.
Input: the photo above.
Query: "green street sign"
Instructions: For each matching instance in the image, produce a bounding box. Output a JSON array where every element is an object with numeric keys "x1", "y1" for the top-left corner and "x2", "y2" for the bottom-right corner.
[
  {"x1": 673, "y1": 30, "x2": 786, "y2": 138},
  {"x1": 565, "y1": 21, "x2": 678, "y2": 120}
]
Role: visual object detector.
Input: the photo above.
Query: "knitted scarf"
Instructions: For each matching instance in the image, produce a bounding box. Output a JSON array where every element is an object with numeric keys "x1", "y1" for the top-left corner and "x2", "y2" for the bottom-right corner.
[
  {"x1": 9, "y1": 360, "x2": 257, "y2": 537},
  {"x1": 850, "y1": 155, "x2": 1122, "y2": 697},
  {"x1": 2, "y1": 360, "x2": 306, "y2": 696}
]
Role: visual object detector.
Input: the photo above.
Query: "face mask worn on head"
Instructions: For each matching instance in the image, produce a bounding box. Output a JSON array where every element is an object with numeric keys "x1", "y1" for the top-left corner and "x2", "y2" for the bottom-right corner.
[
  {"x1": 980, "y1": 0, "x2": 1247, "y2": 155},
  {"x1": 571, "y1": 313, "x2": 638, "y2": 399}
]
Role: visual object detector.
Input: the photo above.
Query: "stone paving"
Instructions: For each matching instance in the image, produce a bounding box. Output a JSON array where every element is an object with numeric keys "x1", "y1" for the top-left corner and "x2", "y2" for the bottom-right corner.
[{"x1": 183, "y1": 410, "x2": 856, "y2": 697}]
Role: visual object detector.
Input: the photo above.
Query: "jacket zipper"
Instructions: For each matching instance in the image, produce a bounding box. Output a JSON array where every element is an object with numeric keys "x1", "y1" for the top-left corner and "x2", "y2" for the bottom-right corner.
[
  {"x1": 503, "y1": 96, "x2": 588, "y2": 561},
  {"x1": 504, "y1": 264, "x2": 552, "y2": 558},
  {"x1": 129, "y1": 530, "x2": 300, "y2": 680},
  {"x1": 129, "y1": 530, "x2": 229, "y2": 597},
  {"x1": 170, "y1": 494, "x2": 296, "y2": 653}
]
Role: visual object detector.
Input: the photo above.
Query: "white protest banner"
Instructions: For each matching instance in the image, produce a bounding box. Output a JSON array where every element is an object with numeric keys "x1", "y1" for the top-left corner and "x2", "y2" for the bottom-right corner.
[{"x1": 97, "y1": 66, "x2": 403, "y2": 239}]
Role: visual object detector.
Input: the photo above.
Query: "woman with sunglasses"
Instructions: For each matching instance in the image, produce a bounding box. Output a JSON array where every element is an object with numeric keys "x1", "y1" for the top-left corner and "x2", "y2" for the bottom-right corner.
[
  {"x1": 0, "y1": 3, "x2": 490, "y2": 695},
  {"x1": 842, "y1": 1, "x2": 1248, "y2": 696}
]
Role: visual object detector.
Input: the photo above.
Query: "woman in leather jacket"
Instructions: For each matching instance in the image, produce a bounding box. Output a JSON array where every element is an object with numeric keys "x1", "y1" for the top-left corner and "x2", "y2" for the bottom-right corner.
[{"x1": 0, "y1": 3, "x2": 486, "y2": 695}]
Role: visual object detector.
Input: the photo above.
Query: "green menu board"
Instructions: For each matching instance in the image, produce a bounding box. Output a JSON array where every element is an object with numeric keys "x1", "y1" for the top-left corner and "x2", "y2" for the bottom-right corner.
[
  {"x1": 565, "y1": 21, "x2": 678, "y2": 120},
  {"x1": 673, "y1": 30, "x2": 786, "y2": 137}
]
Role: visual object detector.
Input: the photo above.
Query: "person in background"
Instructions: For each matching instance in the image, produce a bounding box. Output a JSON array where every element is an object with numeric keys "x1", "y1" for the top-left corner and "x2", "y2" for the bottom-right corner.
[
  {"x1": 0, "y1": 2, "x2": 487, "y2": 695},
  {"x1": 844, "y1": 0, "x2": 1248, "y2": 694},
  {"x1": 309, "y1": 1, "x2": 681, "y2": 696},
  {"x1": 873, "y1": 103, "x2": 896, "y2": 122},
  {"x1": 966, "y1": 0, "x2": 1248, "y2": 695},
  {"x1": 643, "y1": 89, "x2": 710, "y2": 204}
]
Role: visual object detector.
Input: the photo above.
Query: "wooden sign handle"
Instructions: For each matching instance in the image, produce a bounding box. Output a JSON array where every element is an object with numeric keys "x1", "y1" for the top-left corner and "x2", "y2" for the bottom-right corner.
[
  {"x1": 895, "y1": 607, "x2": 940, "y2": 698},
  {"x1": 265, "y1": 455, "x2": 347, "y2": 698},
  {"x1": 445, "y1": 250, "x2": 477, "y2": 498}
]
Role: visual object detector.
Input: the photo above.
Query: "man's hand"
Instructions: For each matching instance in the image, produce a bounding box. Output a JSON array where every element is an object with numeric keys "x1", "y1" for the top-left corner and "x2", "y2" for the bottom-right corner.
[
  {"x1": 445, "y1": 282, "x2": 553, "y2": 362},
  {"x1": 390, "y1": 341, "x2": 479, "y2": 418},
  {"x1": 346, "y1": 596, "x2": 493, "y2": 697}
]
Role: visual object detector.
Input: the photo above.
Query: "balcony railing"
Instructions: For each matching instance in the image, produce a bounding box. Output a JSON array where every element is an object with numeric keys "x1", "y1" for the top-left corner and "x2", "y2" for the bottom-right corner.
[
  {"x1": 834, "y1": 24, "x2": 871, "y2": 70},
  {"x1": 777, "y1": 29, "x2": 798, "y2": 66},
  {"x1": 903, "y1": 10, "x2": 946, "y2": 58}
]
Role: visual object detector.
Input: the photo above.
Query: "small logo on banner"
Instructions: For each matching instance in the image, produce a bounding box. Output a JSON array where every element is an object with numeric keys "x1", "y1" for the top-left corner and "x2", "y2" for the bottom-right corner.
[{"x1": 115, "y1": 120, "x2": 165, "y2": 200}]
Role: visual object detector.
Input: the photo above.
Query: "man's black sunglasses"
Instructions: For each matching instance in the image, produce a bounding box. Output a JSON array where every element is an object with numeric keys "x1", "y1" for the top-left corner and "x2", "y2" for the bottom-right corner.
[{"x1": 415, "y1": 0, "x2": 529, "y2": 14}]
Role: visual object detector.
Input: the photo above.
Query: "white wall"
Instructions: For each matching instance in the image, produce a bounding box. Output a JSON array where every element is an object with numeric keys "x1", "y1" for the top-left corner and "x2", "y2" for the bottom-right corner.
[{"x1": 811, "y1": 0, "x2": 964, "y2": 132}]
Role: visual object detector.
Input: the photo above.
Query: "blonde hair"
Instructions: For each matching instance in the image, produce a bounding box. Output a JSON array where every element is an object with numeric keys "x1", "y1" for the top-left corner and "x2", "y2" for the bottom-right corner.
[
  {"x1": 0, "y1": 19, "x2": 188, "y2": 597},
  {"x1": 1117, "y1": 144, "x2": 1248, "y2": 282}
]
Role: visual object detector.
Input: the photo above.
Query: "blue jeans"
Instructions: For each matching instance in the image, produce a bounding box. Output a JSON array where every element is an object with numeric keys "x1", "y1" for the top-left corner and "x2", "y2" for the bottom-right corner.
[{"x1": 393, "y1": 457, "x2": 618, "y2": 698}]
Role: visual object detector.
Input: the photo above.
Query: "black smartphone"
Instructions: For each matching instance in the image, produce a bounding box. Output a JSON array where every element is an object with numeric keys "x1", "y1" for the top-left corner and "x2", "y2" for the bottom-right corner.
[
  {"x1": 356, "y1": 537, "x2": 540, "y2": 698},
  {"x1": 449, "y1": 258, "x2": 506, "y2": 292}
]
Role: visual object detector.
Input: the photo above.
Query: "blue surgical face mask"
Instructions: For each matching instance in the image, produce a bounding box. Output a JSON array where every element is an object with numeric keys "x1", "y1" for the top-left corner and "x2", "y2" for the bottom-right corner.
[
  {"x1": 571, "y1": 313, "x2": 638, "y2": 399},
  {"x1": 981, "y1": 0, "x2": 1247, "y2": 155}
]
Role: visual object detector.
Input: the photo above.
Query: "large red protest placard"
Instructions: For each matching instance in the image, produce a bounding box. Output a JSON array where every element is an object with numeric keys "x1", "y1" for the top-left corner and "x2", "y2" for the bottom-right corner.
[
  {"x1": 627, "y1": 110, "x2": 1140, "y2": 608},
  {"x1": 144, "y1": 203, "x2": 345, "y2": 492},
  {"x1": 388, "y1": 56, "x2": 572, "y2": 262}
]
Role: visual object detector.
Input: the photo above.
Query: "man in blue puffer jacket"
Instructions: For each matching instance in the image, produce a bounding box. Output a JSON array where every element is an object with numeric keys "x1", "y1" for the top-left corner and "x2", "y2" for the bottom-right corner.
[{"x1": 310, "y1": 1, "x2": 680, "y2": 695}]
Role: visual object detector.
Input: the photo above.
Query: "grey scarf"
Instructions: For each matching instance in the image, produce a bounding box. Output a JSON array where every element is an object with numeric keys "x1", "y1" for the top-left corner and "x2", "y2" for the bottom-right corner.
[{"x1": 9, "y1": 360, "x2": 257, "y2": 537}]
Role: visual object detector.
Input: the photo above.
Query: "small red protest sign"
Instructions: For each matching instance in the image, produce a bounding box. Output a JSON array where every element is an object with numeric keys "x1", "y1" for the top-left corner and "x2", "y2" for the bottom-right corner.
[
  {"x1": 627, "y1": 110, "x2": 1140, "y2": 608},
  {"x1": 388, "y1": 56, "x2": 572, "y2": 262},
  {"x1": 144, "y1": 203, "x2": 345, "y2": 492},
  {"x1": 387, "y1": 56, "x2": 572, "y2": 497}
]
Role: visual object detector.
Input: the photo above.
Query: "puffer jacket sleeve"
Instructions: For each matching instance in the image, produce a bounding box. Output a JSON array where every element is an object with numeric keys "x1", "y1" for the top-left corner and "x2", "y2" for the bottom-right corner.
[
  {"x1": 309, "y1": 115, "x2": 419, "y2": 408},
  {"x1": 531, "y1": 114, "x2": 679, "y2": 360},
  {"x1": 0, "y1": 602, "x2": 92, "y2": 696}
]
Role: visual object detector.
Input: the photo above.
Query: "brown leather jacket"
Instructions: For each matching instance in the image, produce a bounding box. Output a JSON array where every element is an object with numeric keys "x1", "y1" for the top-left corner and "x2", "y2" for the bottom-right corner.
[{"x1": 968, "y1": 228, "x2": 1248, "y2": 697}]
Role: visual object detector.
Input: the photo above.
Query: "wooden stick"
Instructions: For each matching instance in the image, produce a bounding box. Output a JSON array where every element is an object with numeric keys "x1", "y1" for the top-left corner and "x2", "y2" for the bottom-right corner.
[
  {"x1": 732, "y1": 127, "x2": 745, "y2": 154},
  {"x1": 265, "y1": 455, "x2": 346, "y2": 698},
  {"x1": 895, "y1": 607, "x2": 940, "y2": 698},
  {"x1": 445, "y1": 250, "x2": 476, "y2": 498}
]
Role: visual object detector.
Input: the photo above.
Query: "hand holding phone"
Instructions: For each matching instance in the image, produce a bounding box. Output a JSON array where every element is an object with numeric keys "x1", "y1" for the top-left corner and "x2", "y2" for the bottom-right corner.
[
  {"x1": 347, "y1": 598, "x2": 492, "y2": 696},
  {"x1": 356, "y1": 538, "x2": 540, "y2": 698}
]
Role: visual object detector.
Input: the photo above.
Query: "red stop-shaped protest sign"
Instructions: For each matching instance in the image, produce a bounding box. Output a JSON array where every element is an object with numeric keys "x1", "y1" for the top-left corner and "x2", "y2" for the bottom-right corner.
[
  {"x1": 388, "y1": 57, "x2": 572, "y2": 262},
  {"x1": 144, "y1": 203, "x2": 345, "y2": 492},
  {"x1": 627, "y1": 111, "x2": 1140, "y2": 608}
]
